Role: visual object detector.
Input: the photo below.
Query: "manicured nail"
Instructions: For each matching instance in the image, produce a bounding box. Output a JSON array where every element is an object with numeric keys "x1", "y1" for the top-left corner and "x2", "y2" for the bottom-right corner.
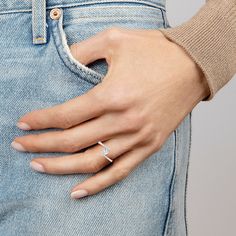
[
  {"x1": 17, "y1": 122, "x2": 31, "y2": 130},
  {"x1": 30, "y1": 161, "x2": 45, "y2": 173},
  {"x1": 71, "y1": 189, "x2": 88, "y2": 199},
  {"x1": 11, "y1": 141, "x2": 26, "y2": 152}
]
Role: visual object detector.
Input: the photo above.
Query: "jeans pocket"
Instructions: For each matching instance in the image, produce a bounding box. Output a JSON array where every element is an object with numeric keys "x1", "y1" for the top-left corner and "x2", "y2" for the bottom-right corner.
[
  {"x1": 50, "y1": 3, "x2": 166, "y2": 85},
  {"x1": 50, "y1": 8, "x2": 104, "y2": 85}
]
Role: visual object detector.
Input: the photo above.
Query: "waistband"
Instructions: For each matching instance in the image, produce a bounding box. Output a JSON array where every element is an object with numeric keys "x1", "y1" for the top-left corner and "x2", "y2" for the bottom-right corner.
[
  {"x1": 1, "y1": 0, "x2": 166, "y2": 45},
  {"x1": 0, "y1": 0, "x2": 166, "y2": 13}
]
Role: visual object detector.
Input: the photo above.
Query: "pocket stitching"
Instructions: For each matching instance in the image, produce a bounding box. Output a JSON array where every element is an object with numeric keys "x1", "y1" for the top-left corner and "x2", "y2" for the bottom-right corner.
[{"x1": 51, "y1": 9, "x2": 104, "y2": 85}]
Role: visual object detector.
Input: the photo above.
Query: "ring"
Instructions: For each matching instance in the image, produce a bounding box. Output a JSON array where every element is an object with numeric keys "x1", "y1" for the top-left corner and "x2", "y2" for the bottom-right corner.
[{"x1": 98, "y1": 141, "x2": 113, "y2": 163}]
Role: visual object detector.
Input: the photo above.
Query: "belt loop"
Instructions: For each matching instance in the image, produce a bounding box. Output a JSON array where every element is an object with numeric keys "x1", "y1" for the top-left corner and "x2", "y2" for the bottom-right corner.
[{"x1": 32, "y1": 0, "x2": 47, "y2": 44}]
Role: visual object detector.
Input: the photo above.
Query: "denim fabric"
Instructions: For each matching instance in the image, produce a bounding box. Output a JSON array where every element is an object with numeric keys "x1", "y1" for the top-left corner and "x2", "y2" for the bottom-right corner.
[{"x1": 0, "y1": 1, "x2": 191, "y2": 235}]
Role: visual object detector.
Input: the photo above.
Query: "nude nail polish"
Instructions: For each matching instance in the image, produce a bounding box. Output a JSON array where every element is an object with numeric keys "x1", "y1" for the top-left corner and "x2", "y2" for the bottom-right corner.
[
  {"x1": 30, "y1": 161, "x2": 45, "y2": 173},
  {"x1": 17, "y1": 122, "x2": 31, "y2": 130},
  {"x1": 71, "y1": 190, "x2": 88, "y2": 199},
  {"x1": 11, "y1": 141, "x2": 26, "y2": 152}
]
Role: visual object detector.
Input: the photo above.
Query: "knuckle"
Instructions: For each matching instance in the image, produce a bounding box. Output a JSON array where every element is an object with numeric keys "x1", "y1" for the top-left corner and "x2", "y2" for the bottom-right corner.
[
  {"x1": 112, "y1": 167, "x2": 130, "y2": 181},
  {"x1": 107, "y1": 92, "x2": 130, "y2": 111},
  {"x1": 94, "y1": 181, "x2": 107, "y2": 191},
  {"x1": 106, "y1": 86, "x2": 135, "y2": 110},
  {"x1": 56, "y1": 110, "x2": 73, "y2": 129},
  {"x1": 105, "y1": 27, "x2": 124, "y2": 46},
  {"x1": 153, "y1": 132, "x2": 164, "y2": 151},
  {"x1": 89, "y1": 161, "x2": 102, "y2": 173},
  {"x1": 107, "y1": 94, "x2": 121, "y2": 109},
  {"x1": 22, "y1": 135, "x2": 39, "y2": 152},
  {"x1": 61, "y1": 134, "x2": 80, "y2": 153},
  {"x1": 84, "y1": 149, "x2": 103, "y2": 173},
  {"x1": 139, "y1": 123, "x2": 155, "y2": 144}
]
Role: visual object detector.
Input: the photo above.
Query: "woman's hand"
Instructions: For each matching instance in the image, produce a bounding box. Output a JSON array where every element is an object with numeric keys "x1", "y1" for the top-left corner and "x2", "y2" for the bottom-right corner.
[{"x1": 12, "y1": 28, "x2": 210, "y2": 199}]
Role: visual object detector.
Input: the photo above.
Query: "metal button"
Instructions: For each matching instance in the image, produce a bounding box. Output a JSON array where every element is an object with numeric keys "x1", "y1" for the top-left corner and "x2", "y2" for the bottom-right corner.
[{"x1": 50, "y1": 8, "x2": 61, "y2": 20}]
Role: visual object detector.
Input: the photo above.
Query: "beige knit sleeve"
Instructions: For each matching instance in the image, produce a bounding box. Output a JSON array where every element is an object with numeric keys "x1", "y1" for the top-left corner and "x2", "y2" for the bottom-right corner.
[{"x1": 159, "y1": 0, "x2": 236, "y2": 100}]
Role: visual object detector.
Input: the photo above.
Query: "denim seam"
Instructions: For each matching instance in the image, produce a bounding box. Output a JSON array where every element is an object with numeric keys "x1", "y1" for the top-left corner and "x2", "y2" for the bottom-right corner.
[
  {"x1": 57, "y1": 18, "x2": 103, "y2": 80},
  {"x1": 162, "y1": 129, "x2": 178, "y2": 236},
  {"x1": 184, "y1": 112, "x2": 192, "y2": 236},
  {"x1": 64, "y1": 17, "x2": 163, "y2": 25},
  {"x1": 160, "y1": 9, "x2": 167, "y2": 29},
  {"x1": 0, "y1": 0, "x2": 166, "y2": 15},
  {"x1": 58, "y1": 4, "x2": 164, "y2": 12}
]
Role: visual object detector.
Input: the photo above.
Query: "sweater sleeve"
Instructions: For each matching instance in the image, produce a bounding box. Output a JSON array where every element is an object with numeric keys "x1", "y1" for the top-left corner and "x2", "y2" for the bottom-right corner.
[{"x1": 158, "y1": 0, "x2": 236, "y2": 100}]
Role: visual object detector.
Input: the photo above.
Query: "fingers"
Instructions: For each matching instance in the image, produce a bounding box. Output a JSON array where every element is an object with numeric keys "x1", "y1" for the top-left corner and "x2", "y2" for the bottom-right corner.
[
  {"x1": 12, "y1": 114, "x2": 120, "y2": 153},
  {"x1": 17, "y1": 28, "x2": 126, "y2": 131},
  {"x1": 17, "y1": 86, "x2": 106, "y2": 131},
  {"x1": 70, "y1": 31, "x2": 108, "y2": 65},
  {"x1": 29, "y1": 133, "x2": 139, "y2": 174},
  {"x1": 69, "y1": 27, "x2": 123, "y2": 66},
  {"x1": 70, "y1": 145, "x2": 151, "y2": 199}
]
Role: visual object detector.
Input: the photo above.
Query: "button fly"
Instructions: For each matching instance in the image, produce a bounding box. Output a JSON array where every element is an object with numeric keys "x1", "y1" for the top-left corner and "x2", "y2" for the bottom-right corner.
[{"x1": 50, "y1": 8, "x2": 61, "y2": 20}]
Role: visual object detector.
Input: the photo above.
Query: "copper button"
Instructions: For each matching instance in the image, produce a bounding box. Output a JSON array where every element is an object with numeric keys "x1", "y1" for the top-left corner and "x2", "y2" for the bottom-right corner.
[{"x1": 50, "y1": 8, "x2": 61, "y2": 20}]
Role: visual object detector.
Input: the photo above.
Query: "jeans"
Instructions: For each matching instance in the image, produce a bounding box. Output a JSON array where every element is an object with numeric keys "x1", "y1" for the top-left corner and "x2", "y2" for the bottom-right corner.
[{"x1": 0, "y1": 0, "x2": 191, "y2": 235}]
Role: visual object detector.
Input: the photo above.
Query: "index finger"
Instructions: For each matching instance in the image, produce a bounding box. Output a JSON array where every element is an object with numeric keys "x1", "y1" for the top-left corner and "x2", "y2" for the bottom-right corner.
[{"x1": 17, "y1": 85, "x2": 106, "y2": 130}]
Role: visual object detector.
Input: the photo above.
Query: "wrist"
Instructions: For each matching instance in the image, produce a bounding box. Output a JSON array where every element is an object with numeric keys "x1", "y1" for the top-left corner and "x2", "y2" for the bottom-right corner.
[{"x1": 159, "y1": 30, "x2": 210, "y2": 102}]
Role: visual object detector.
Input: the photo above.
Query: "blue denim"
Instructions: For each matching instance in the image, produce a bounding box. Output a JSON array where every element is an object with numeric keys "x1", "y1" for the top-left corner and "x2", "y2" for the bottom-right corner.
[{"x1": 0, "y1": 1, "x2": 191, "y2": 235}]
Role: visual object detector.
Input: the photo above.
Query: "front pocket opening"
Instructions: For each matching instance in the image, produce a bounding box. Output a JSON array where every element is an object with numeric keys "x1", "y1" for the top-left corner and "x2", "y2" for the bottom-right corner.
[{"x1": 51, "y1": 8, "x2": 104, "y2": 85}]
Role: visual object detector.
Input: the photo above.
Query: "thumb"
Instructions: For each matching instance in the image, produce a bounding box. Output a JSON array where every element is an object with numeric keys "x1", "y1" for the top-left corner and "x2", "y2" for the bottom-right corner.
[{"x1": 69, "y1": 30, "x2": 110, "y2": 66}]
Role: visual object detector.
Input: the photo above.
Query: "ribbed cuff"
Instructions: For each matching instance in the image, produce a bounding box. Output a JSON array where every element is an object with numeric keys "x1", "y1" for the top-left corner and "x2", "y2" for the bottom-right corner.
[{"x1": 159, "y1": 0, "x2": 236, "y2": 100}]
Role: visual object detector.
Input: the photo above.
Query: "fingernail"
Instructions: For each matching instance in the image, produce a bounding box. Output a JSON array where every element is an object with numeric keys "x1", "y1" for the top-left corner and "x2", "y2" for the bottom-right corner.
[
  {"x1": 30, "y1": 161, "x2": 45, "y2": 173},
  {"x1": 71, "y1": 190, "x2": 88, "y2": 199},
  {"x1": 11, "y1": 141, "x2": 26, "y2": 152},
  {"x1": 17, "y1": 122, "x2": 31, "y2": 130}
]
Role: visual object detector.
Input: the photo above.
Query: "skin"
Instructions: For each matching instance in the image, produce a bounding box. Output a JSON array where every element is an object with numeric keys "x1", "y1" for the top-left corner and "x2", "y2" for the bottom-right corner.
[{"x1": 11, "y1": 28, "x2": 210, "y2": 199}]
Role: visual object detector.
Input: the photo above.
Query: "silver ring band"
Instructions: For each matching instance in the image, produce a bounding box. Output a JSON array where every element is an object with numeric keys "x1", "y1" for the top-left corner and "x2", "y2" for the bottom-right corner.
[{"x1": 98, "y1": 141, "x2": 113, "y2": 163}]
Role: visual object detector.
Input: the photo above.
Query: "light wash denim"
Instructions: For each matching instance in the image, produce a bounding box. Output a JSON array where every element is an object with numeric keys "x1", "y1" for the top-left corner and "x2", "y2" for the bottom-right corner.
[{"x1": 0, "y1": 0, "x2": 191, "y2": 235}]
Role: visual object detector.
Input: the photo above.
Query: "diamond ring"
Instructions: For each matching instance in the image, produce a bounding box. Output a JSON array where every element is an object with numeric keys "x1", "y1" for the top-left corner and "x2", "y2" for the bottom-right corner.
[{"x1": 97, "y1": 141, "x2": 113, "y2": 163}]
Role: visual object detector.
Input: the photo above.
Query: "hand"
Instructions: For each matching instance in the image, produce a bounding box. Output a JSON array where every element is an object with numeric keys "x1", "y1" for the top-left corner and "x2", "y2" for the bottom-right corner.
[{"x1": 12, "y1": 28, "x2": 210, "y2": 199}]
